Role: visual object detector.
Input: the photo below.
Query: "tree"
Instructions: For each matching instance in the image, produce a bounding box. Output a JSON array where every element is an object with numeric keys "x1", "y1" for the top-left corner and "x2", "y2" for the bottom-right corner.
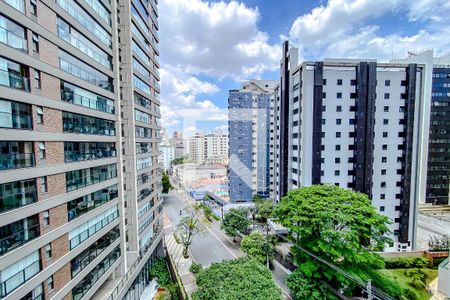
[
  {"x1": 192, "y1": 257, "x2": 282, "y2": 300},
  {"x1": 254, "y1": 198, "x2": 274, "y2": 222},
  {"x1": 274, "y1": 185, "x2": 392, "y2": 299},
  {"x1": 171, "y1": 156, "x2": 189, "y2": 165},
  {"x1": 177, "y1": 205, "x2": 203, "y2": 257},
  {"x1": 241, "y1": 231, "x2": 277, "y2": 265},
  {"x1": 221, "y1": 207, "x2": 251, "y2": 242},
  {"x1": 162, "y1": 171, "x2": 172, "y2": 194}
]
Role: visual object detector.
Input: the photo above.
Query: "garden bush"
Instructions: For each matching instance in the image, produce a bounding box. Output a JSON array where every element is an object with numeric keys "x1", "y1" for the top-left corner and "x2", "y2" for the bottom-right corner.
[
  {"x1": 189, "y1": 262, "x2": 202, "y2": 275},
  {"x1": 385, "y1": 257, "x2": 429, "y2": 269}
]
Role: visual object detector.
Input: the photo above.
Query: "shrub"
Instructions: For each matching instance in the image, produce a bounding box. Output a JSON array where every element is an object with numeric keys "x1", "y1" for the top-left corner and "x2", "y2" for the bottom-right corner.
[
  {"x1": 402, "y1": 288, "x2": 419, "y2": 300},
  {"x1": 385, "y1": 257, "x2": 429, "y2": 269},
  {"x1": 369, "y1": 270, "x2": 404, "y2": 299},
  {"x1": 190, "y1": 262, "x2": 202, "y2": 275}
]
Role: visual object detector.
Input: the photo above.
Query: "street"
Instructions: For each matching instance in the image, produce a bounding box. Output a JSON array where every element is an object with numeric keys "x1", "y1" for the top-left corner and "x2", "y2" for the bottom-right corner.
[{"x1": 163, "y1": 190, "x2": 293, "y2": 299}]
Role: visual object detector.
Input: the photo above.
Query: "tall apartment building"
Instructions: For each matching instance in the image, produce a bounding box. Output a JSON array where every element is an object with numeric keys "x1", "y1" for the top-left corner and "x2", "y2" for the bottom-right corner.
[
  {"x1": 0, "y1": 0, "x2": 163, "y2": 299},
  {"x1": 169, "y1": 130, "x2": 184, "y2": 159},
  {"x1": 273, "y1": 45, "x2": 429, "y2": 251},
  {"x1": 392, "y1": 50, "x2": 450, "y2": 205},
  {"x1": 185, "y1": 131, "x2": 228, "y2": 164},
  {"x1": 228, "y1": 80, "x2": 277, "y2": 202}
]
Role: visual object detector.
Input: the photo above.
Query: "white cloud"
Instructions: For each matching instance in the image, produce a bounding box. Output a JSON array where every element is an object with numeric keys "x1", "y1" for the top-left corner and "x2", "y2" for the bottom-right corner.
[
  {"x1": 159, "y1": 0, "x2": 280, "y2": 79},
  {"x1": 289, "y1": 0, "x2": 450, "y2": 60}
]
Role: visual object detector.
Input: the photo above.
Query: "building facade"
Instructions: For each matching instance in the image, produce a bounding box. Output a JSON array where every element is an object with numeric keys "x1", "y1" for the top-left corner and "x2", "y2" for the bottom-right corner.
[
  {"x1": 228, "y1": 80, "x2": 277, "y2": 202},
  {"x1": 159, "y1": 143, "x2": 174, "y2": 171},
  {"x1": 273, "y1": 45, "x2": 429, "y2": 251},
  {"x1": 185, "y1": 131, "x2": 228, "y2": 165},
  {"x1": 0, "y1": 0, "x2": 163, "y2": 299}
]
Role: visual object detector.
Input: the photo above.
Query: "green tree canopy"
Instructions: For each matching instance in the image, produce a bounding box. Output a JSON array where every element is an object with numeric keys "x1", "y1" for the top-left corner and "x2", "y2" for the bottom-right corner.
[
  {"x1": 221, "y1": 207, "x2": 251, "y2": 241},
  {"x1": 192, "y1": 257, "x2": 282, "y2": 300},
  {"x1": 274, "y1": 185, "x2": 392, "y2": 298},
  {"x1": 162, "y1": 171, "x2": 172, "y2": 194},
  {"x1": 171, "y1": 156, "x2": 189, "y2": 165},
  {"x1": 254, "y1": 198, "x2": 274, "y2": 222},
  {"x1": 240, "y1": 231, "x2": 277, "y2": 265}
]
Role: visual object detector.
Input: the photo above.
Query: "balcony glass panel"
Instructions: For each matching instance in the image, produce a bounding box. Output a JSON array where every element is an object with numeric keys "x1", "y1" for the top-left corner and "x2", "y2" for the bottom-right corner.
[
  {"x1": 0, "y1": 99, "x2": 32, "y2": 129},
  {"x1": 135, "y1": 126, "x2": 151, "y2": 139},
  {"x1": 134, "y1": 92, "x2": 153, "y2": 109},
  {"x1": 137, "y1": 187, "x2": 152, "y2": 203},
  {"x1": 136, "y1": 157, "x2": 151, "y2": 171},
  {"x1": 67, "y1": 184, "x2": 118, "y2": 221},
  {"x1": 0, "y1": 215, "x2": 39, "y2": 256},
  {"x1": 0, "y1": 15, "x2": 27, "y2": 51},
  {"x1": 0, "y1": 57, "x2": 29, "y2": 91},
  {"x1": 131, "y1": 23, "x2": 150, "y2": 53},
  {"x1": 138, "y1": 212, "x2": 154, "y2": 234},
  {"x1": 19, "y1": 283, "x2": 43, "y2": 300},
  {"x1": 132, "y1": 41, "x2": 150, "y2": 66},
  {"x1": 137, "y1": 170, "x2": 151, "y2": 186},
  {"x1": 0, "y1": 179, "x2": 36, "y2": 214},
  {"x1": 72, "y1": 246, "x2": 120, "y2": 300},
  {"x1": 0, "y1": 251, "x2": 40, "y2": 297},
  {"x1": 61, "y1": 81, "x2": 114, "y2": 114},
  {"x1": 57, "y1": 19, "x2": 112, "y2": 69},
  {"x1": 131, "y1": 5, "x2": 149, "y2": 35},
  {"x1": 2, "y1": 0, "x2": 25, "y2": 13},
  {"x1": 66, "y1": 164, "x2": 117, "y2": 192},
  {"x1": 0, "y1": 141, "x2": 34, "y2": 171},
  {"x1": 133, "y1": 58, "x2": 151, "y2": 80},
  {"x1": 133, "y1": 75, "x2": 150, "y2": 95},
  {"x1": 62, "y1": 112, "x2": 116, "y2": 136},
  {"x1": 83, "y1": 0, "x2": 111, "y2": 25},
  {"x1": 54, "y1": 0, "x2": 111, "y2": 47},
  {"x1": 71, "y1": 226, "x2": 119, "y2": 277},
  {"x1": 134, "y1": 109, "x2": 151, "y2": 124},
  {"x1": 68, "y1": 206, "x2": 119, "y2": 249},
  {"x1": 59, "y1": 50, "x2": 113, "y2": 91},
  {"x1": 64, "y1": 142, "x2": 116, "y2": 163}
]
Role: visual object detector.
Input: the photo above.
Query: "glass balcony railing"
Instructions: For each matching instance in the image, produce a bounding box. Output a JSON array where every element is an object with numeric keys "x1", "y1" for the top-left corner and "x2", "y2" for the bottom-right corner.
[
  {"x1": 71, "y1": 227, "x2": 119, "y2": 277},
  {"x1": 62, "y1": 90, "x2": 115, "y2": 114},
  {"x1": 64, "y1": 149, "x2": 116, "y2": 163},
  {"x1": 0, "y1": 24, "x2": 27, "y2": 52},
  {"x1": 72, "y1": 247, "x2": 120, "y2": 300},
  {"x1": 0, "y1": 69, "x2": 30, "y2": 91},
  {"x1": 66, "y1": 169, "x2": 117, "y2": 192},
  {"x1": 0, "y1": 111, "x2": 32, "y2": 129},
  {"x1": 0, "y1": 259, "x2": 40, "y2": 297},
  {"x1": 137, "y1": 188, "x2": 153, "y2": 202},
  {"x1": 0, "y1": 188, "x2": 37, "y2": 214},
  {"x1": 68, "y1": 188, "x2": 118, "y2": 221},
  {"x1": 0, "y1": 153, "x2": 34, "y2": 171},
  {"x1": 83, "y1": 0, "x2": 111, "y2": 26},
  {"x1": 0, "y1": 223, "x2": 39, "y2": 256},
  {"x1": 2, "y1": 0, "x2": 25, "y2": 13},
  {"x1": 59, "y1": 58, "x2": 113, "y2": 91}
]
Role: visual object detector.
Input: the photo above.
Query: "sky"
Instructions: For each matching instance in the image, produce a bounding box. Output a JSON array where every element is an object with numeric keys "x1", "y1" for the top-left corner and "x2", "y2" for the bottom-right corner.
[{"x1": 158, "y1": 0, "x2": 450, "y2": 136}]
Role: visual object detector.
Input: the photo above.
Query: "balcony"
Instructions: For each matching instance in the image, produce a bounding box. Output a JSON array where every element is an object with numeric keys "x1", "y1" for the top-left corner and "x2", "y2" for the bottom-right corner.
[
  {"x1": 0, "y1": 218, "x2": 39, "y2": 256},
  {"x1": 0, "y1": 188, "x2": 37, "y2": 214},
  {"x1": 66, "y1": 168, "x2": 117, "y2": 192},
  {"x1": 0, "y1": 111, "x2": 32, "y2": 129},
  {"x1": 0, "y1": 254, "x2": 40, "y2": 297},
  {"x1": 68, "y1": 187, "x2": 118, "y2": 221},
  {"x1": 65, "y1": 149, "x2": 117, "y2": 163},
  {"x1": 0, "y1": 21, "x2": 27, "y2": 52},
  {"x1": 2, "y1": 0, "x2": 25, "y2": 13},
  {"x1": 0, "y1": 68, "x2": 30, "y2": 91},
  {"x1": 0, "y1": 153, "x2": 34, "y2": 171}
]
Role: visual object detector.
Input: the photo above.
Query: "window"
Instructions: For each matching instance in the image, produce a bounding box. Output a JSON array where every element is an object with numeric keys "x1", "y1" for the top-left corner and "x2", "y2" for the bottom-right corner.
[
  {"x1": 337, "y1": 79, "x2": 342, "y2": 85},
  {"x1": 382, "y1": 144, "x2": 387, "y2": 150},
  {"x1": 382, "y1": 157, "x2": 387, "y2": 163},
  {"x1": 349, "y1": 119, "x2": 356, "y2": 125},
  {"x1": 34, "y1": 70, "x2": 41, "y2": 89},
  {"x1": 36, "y1": 106, "x2": 43, "y2": 124},
  {"x1": 381, "y1": 182, "x2": 386, "y2": 188},
  {"x1": 335, "y1": 170, "x2": 340, "y2": 176},
  {"x1": 47, "y1": 276, "x2": 54, "y2": 292},
  {"x1": 383, "y1": 119, "x2": 389, "y2": 125},
  {"x1": 384, "y1": 93, "x2": 390, "y2": 99},
  {"x1": 321, "y1": 119, "x2": 326, "y2": 125},
  {"x1": 0, "y1": 99, "x2": 32, "y2": 129},
  {"x1": 335, "y1": 145, "x2": 341, "y2": 151},
  {"x1": 384, "y1": 106, "x2": 389, "y2": 112},
  {"x1": 38, "y1": 142, "x2": 45, "y2": 159},
  {"x1": 337, "y1": 92, "x2": 342, "y2": 99},
  {"x1": 323, "y1": 79, "x2": 326, "y2": 85},
  {"x1": 382, "y1": 132, "x2": 388, "y2": 138},
  {"x1": 32, "y1": 34, "x2": 39, "y2": 52},
  {"x1": 322, "y1": 92, "x2": 326, "y2": 98},
  {"x1": 43, "y1": 210, "x2": 50, "y2": 227},
  {"x1": 351, "y1": 79, "x2": 356, "y2": 85},
  {"x1": 336, "y1": 132, "x2": 341, "y2": 138},
  {"x1": 380, "y1": 206, "x2": 385, "y2": 212},
  {"x1": 45, "y1": 244, "x2": 52, "y2": 259},
  {"x1": 322, "y1": 105, "x2": 326, "y2": 112},
  {"x1": 385, "y1": 79, "x2": 390, "y2": 86},
  {"x1": 41, "y1": 176, "x2": 47, "y2": 193},
  {"x1": 336, "y1": 105, "x2": 342, "y2": 112},
  {"x1": 380, "y1": 194, "x2": 385, "y2": 199},
  {"x1": 335, "y1": 158, "x2": 340, "y2": 163},
  {"x1": 336, "y1": 119, "x2": 341, "y2": 125},
  {"x1": 381, "y1": 169, "x2": 386, "y2": 175},
  {"x1": 30, "y1": 0, "x2": 37, "y2": 15}
]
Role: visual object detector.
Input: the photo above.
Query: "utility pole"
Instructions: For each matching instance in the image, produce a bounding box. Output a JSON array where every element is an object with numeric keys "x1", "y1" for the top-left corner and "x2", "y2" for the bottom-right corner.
[{"x1": 367, "y1": 280, "x2": 373, "y2": 300}]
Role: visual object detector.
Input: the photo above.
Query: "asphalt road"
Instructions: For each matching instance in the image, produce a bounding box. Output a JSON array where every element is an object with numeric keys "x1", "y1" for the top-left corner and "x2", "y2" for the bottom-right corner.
[{"x1": 163, "y1": 190, "x2": 293, "y2": 299}]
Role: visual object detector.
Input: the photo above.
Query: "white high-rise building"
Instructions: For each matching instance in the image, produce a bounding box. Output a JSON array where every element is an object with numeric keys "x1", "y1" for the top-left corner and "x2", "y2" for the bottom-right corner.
[{"x1": 185, "y1": 131, "x2": 228, "y2": 164}]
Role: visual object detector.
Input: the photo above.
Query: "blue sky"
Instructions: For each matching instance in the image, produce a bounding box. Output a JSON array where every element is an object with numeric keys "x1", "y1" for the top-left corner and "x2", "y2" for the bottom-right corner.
[{"x1": 158, "y1": 0, "x2": 450, "y2": 136}]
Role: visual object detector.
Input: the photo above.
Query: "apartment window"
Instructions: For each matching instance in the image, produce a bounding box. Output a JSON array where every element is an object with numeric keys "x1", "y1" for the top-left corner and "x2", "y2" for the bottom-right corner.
[
  {"x1": 323, "y1": 79, "x2": 326, "y2": 85},
  {"x1": 337, "y1": 79, "x2": 342, "y2": 85},
  {"x1": 381, "y1": 182, "x2": 386, "y2": 188},
  {"x1": 336, "y1": 105, "x2": 342, "y2": 112},
  {"x1": 335, "y1": 170, "x2": 340, "y2": 176},
  {"x1": 62, "y1": 112, "x2": 115, "y2": 136},
  {"x1": 0, "y1": 57, "x2": 30, "y2": 91},
  {"x1": 30, "y1": 0, "x2": 37, "y2": 15},
  {"x1": 322, "y1": 92, "x2": 326, "y2": 99},
  {"x1": 382, "y1": 157, "x2": 387, "y2": 163},
  {"x1": 380, "y1": 194, "x2": 385, "y2": 200},
  {"x1": 43, "y1": 210, "x2": 50, "y2": 227},
  {"x1": 385, "y1": 80, "x2": 390, "y2": 86},
  {"x1": 382, "y1": 144, "x2": 387, "y2": 150},
  {"x1": 322, "y1": 105, "x2": 326, "y2": 112},
  {"x1": 337, "y1": 92, "x2": 342, "y2": 99},
  {"x1": 350, "y1": 79, "x2": 356, "y2": 85},
  {"x1": 32, "y1": 34, "x2": 39, "y2": 52},
  {"x1": 38, "y1": 142, "x2": 45, "y2": 159},
  {"x1": 321, "y1": 119, "x2": 326, "y2": 125},
  {"x1": 36, "y1": 106, "x2": 43, "y2": 124},
  {"x1": 336, "y1": 132, "x2": 341, "y2": 138},
  {"x1": 381, "y1": 169, "x2": 386, "y2": 175},
  {"x1": 47, "y1": 276, "x2": 54, "y2": 292},
  {"x1": 335, "y1": 145, "x2": 341, "y2": 151},
  {"x1": 0, "y1": 251, "x2": 40, "y2": 297},
  {"x1": 45, "y1": 244, "x2": 52, "y2": 259},
  {"x1": 41, "y1": 176, "x2": 47, "y2": 193},
  {"x1": 336, "y1": 119, "x2": 341, "y2": 125},
  {"x1": 383, "y1": 119, "x2": 389, "y2": 125},
  {"x1": 335, "y1": 158, "x2": 340, "y2": 163},
  {"x1": 34, "y1": 70, "x2": 41, "y2": 89},
  {"x1": 0, "y1": 99, "x2": 32, "y2": 129},
  {"x1": 382, "y1": 132, "x2": 388, "y2": 138},
  {"x1": 380, "y1": 206, "x2": 385, "y2": 212},
  {"x1": 383, "y1": 106, "x2": 389, "y2": 112},
  {"x1": 384, "y1": 93, "x2": 390, "y2": 99}
]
